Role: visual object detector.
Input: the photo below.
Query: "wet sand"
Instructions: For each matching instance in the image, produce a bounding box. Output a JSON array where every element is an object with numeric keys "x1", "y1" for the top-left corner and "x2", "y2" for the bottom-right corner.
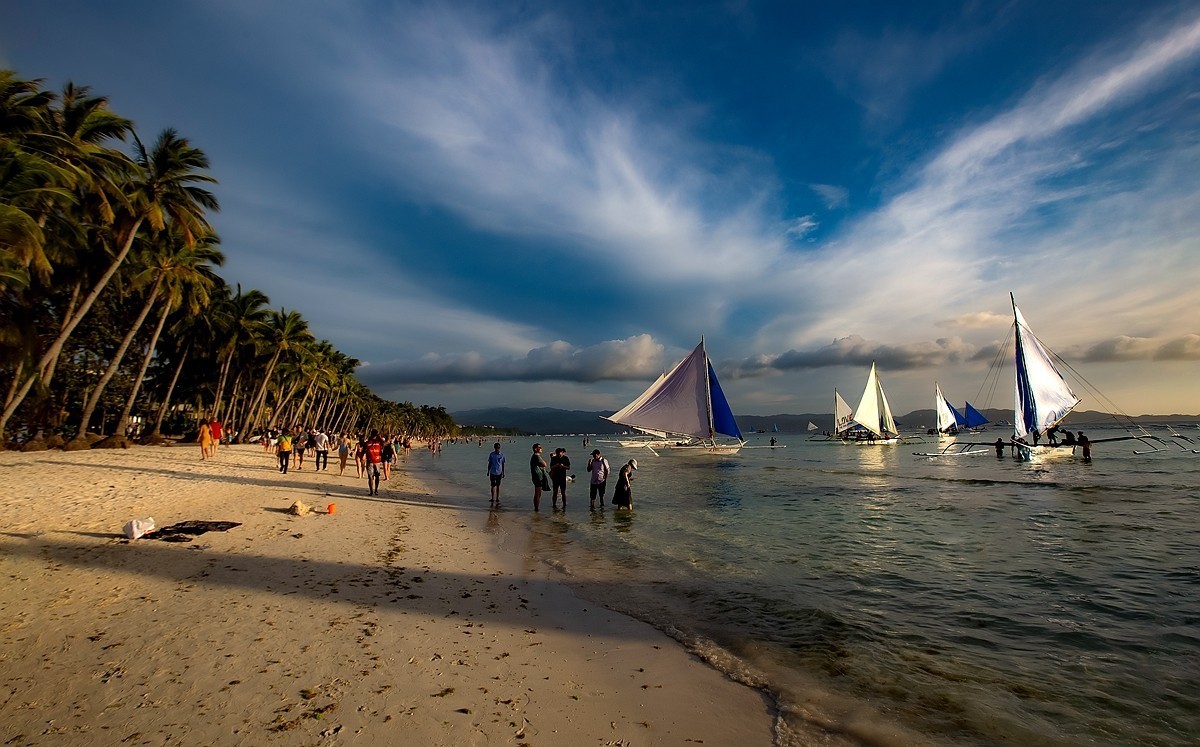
[{"x1": 0, "y1": 443, "x2": 775, "y2": 745}]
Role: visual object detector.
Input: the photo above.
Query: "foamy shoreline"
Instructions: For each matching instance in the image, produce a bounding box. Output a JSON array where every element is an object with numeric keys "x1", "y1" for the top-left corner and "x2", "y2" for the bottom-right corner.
[{"x1": 0, "y1": 444, "x2": 775, "y2": 745}]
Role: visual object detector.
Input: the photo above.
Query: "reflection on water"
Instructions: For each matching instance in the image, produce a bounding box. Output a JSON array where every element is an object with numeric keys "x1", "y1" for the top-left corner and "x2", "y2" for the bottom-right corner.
[{"x1": 419, "y1": 434, "x2": 1200, "y2": 747}]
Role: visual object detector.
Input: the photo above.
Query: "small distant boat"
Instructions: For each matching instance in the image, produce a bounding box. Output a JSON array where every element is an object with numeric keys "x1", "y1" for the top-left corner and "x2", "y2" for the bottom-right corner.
[
  {"x1": 806, "y1": 422, "x2": 816, "y2": 432},
  {"x1": 606, "y1": 338, "x2": 744, "y2": 454},
  {"x1": 834, "y1": 362, "x2": 901, "y2": 444}
]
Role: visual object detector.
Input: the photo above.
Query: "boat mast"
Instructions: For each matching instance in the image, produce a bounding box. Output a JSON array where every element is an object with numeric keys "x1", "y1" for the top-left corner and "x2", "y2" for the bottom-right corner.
[{"x1": 701, "y1": 336, "x2": 714, "y2": 441}]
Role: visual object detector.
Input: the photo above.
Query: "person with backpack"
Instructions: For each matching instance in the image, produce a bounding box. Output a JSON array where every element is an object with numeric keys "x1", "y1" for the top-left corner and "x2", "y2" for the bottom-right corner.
[
  {"x1": 587, "y1": 449, "x2": 610, "y2": 509},
  {"x1": 276, "y1": 430, "x2": 294, "y2": 474}
]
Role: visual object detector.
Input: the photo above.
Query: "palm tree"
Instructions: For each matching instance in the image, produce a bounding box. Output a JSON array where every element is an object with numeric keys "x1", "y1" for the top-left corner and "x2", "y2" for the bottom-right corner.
[
  {"x1": 237, "y1": 309, "x2": 312, "y2": 441},
  {"x1": 1, "y1": 127, "x2": 217, "y2": 442},
  {"x1": 210, "y1": 284, "x2": 270, "y2": 421},
  {"x1": 114, "y1": 231, "x2": 223, "y2": 437}
]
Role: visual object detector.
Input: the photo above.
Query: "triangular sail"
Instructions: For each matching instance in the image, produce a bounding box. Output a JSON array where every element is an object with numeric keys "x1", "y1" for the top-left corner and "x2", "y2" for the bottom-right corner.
[
  {"x1": 934, "y1": 383, "x2": 966, "y2": 432},
  {"x1": 806, "y1": 421, "x2": 817, "y2": 431},
  {"x1": 1012, "y1": 295, "x2": 1080, "y2": 439},
  {"x1": 852, "y1": 362, "x2": 898, "y2": 439},
  {"x1": 708, "y1": 361, "x2": 743, "y2": 441},
  {"x1": 606, "y1": 340, "x2": 742, "y2": 443},
  {"x1": 964, "y1": 402, "x2": 989, "y2": 428},
  {"x1": 834, "y1": 390, "x2": 855, "y2": 433}
]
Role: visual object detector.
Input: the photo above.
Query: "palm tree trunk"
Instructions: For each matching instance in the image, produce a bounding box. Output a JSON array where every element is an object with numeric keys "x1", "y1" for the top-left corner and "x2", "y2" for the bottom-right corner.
[
  {"x1": 239, "y1": 348, "x2": 282, "y2": 440},
  {"x1": 76, "y1": 276, "x2": 162, "y2": 437},
  {"x1": 212, "y1": 349, "x2": 235, "y2": 421},
  {"x1": 117, "y1": 300, "x2": 170, "y2": 435},
  {"x1": 1, "y1": 217, "x2": 144, "y2": 440},
  {"x1": 150, "y1": 348, "x2": 189, "y2": 436}
]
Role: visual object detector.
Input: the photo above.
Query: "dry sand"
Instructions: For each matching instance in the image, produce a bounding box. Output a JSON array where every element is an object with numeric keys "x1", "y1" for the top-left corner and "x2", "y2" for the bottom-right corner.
[{"x1": 0, "y1": 443, "x2": 776, "y2": 745}]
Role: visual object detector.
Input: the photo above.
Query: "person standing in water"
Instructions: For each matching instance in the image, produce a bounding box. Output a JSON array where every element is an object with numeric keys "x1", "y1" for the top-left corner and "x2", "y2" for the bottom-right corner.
[
  {"x1": 587, "y1": 449, "x2": 610, "y2": 509},
  {"x1": 613, "y1": 459, "x2": 637, "y2": 509},
  {"x1": 549, "y1": 447, "x2": 571, "y2": 509},
  {"x1": 486, "y1": 442, "x2": 506, "y2": 505},
  {"x1": 530, "y1": 443, "x2": 549, "y2": 511}
]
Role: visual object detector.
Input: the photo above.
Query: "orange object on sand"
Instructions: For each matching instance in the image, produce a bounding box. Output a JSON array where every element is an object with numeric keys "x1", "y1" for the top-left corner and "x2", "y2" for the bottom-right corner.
[{"x1": 327, "y1": 503, "x2": 336, "y2": 514}]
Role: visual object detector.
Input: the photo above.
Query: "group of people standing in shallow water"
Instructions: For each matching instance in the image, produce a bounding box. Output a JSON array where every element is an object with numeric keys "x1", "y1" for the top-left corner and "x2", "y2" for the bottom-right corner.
[{"x1": 487, "y1": 442, "x2": 638, "y2": 512}]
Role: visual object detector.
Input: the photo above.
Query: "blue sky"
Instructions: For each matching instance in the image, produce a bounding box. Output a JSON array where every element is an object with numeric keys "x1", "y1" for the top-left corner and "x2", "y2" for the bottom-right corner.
[{"x1": 4, "y1": 1, "x2": 1199, "y2": 417}]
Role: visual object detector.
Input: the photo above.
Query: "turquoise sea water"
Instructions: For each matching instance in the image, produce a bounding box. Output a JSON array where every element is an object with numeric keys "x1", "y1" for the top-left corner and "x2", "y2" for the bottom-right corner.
[{"x1": 412, "y1": 430, "x2": 1199, "y2": 746}]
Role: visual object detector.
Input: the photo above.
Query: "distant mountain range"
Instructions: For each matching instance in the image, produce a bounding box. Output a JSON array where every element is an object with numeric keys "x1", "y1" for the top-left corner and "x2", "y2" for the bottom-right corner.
[{"x1": 452, "y1": 407, "x2": 1200, "y2": 435}]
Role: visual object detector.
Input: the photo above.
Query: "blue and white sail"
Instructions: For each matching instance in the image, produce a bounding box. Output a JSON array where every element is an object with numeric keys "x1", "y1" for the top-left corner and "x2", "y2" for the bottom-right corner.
[
  {"x1": 1012, "y1": 294, "x2": 1080, "y2": 440},
  {"x1": 606, "y1": 339, "x2": 743, "y2": 450},
  {"x1": 935, "y1": 383, "x2": 967, "y2": 433}
]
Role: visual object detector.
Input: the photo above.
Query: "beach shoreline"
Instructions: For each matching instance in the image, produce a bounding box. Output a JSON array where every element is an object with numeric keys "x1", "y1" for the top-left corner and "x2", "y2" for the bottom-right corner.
[{"x1": 0, "y1": 444, "x2": 777, "y2": 745}]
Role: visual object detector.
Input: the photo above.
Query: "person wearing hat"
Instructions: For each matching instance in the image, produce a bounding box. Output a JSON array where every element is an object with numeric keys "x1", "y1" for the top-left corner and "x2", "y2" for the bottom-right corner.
[
  {"x1": 587, "y1": 448, "x2": 611, "y2": 509},
  {"x1": 613, "y1": 458, "x2": 637, "y2": 509}
]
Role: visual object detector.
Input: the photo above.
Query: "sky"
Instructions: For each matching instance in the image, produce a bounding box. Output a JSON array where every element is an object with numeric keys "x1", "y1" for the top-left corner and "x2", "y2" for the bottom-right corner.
[{"x1": 3, "y1": 0, "x2": 1199, "y2": 418}]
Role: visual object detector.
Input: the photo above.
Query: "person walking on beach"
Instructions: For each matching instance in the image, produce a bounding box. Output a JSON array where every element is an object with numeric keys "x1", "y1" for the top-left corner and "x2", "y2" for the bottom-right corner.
[
  {"x1": 486, "y1": 442, "x2": 506, "y2": 505},
  {"x1": 198, "y1": 420, "x2": 213, "y2": 461},
  {"x1": 337, "y1": 433, "x2": 351, "y2": 476},
  {"x1": 382, "y1": 438, "x2": 395, "y2": 481},
  {"x1": 530, "y1": 443, "x2": 550, "y2": 511},
  {"x1": 994, "y1": 438, "x2": 1005, "y2": 458},
  {"x1": 549, "y1": 447, "x2": 571, "y2": 509},
  {"x1": 613, "y1": 459, "x2": 637, "y2": 509},
  {"x1": 293, "y1": 427, "x2": 308, "y2": 470},
  {"x1": 208, "y1": 418, "x2": 222, "y2": 458},
  {"x1": 354, "y1": 435, "x2": 367, "y2": 477},
  {"x1": 276, "y1": 430, "x2": 293, "y2": 473},
  {"x1": 587, "y1": 449, "x2": 610, "y2": 509},
  {"x1": 313, "y1": 428, "x2": 330, "y2": 471},
  {"x1": 364, "y1": 430, "x2": 385, "y2": 495}
]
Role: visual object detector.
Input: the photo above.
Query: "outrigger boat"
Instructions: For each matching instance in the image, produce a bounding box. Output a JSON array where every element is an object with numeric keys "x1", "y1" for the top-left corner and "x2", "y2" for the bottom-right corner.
[
  {"x1": 831, "y1": 362, "x2": 903, "y2": 444},
  {"x1": 606, "y1": 338, "x2": 745, "y2": 455},
  {"x1": 917, "y1": 294, "x2": 1167, "y2": 459},
  {"x1": 932, "y1": 383, "x2": 988, "y2": 436}
]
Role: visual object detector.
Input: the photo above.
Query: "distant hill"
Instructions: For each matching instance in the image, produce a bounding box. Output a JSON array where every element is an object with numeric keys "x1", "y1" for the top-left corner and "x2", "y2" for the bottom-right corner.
[
  {"x1": 453, "y1": 407, "x2": 624, "y2": 435},
  {"x1": 454, "y1": 406, "x2": 1200, "y2": 435}
]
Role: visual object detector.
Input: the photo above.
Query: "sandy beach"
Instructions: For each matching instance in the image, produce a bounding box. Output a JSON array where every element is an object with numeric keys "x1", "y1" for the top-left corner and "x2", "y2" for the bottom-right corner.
[{"x1": 0, "y1": 443, "x2": 776, "y2": 746}]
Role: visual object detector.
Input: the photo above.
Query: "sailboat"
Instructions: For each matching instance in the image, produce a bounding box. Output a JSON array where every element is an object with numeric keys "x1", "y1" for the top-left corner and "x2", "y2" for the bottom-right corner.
[
  {"x1": 606, "y1": 339, "x2": 745, "y2": 454},
  {"x1": 933, "y1": 384, "x2": 989, "y2": 435},
  {"x1": 919, "y1": 294, "x2": 1164, "y2": 458},
  {"x1": 835, "y1": 362, "x2": 901, "y2": 444},
  {"x1": 934, "y1": 383, "x2": 966, "y2": 435}
]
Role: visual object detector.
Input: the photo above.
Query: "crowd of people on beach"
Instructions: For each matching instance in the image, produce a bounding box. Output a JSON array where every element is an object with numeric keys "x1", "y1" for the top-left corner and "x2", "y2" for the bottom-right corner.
[{"x1": 486, "y1": 441, "x2": 638, "y2": 512}]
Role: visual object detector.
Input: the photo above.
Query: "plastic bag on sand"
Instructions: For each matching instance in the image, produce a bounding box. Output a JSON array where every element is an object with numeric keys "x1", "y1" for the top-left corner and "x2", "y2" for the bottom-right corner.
[
  {"x1": 288, "y1": 500, "x2": 311, "y2": 516},
  {"x1": 123, "y1": 517, "x2": 155, "y2": 539}
]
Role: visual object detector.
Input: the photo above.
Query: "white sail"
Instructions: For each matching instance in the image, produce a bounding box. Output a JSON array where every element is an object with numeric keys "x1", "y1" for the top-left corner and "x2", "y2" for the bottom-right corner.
[
  {"x1": 1012, "y1": 297, "x2": 1080, "y2": 440},
  {"x1": 606, "y1": 340, "x2": 743, "y2": 444},
  {"x1": 934, "y1": 383, "x2": 961, "y2": 433},
  {"x1": 851, "y1": 362, "x2": 898, "y2": 439},
  {"x1": 807, "y1": 421, "x2": 818, "y2": 431},
  {"x1": 834, "y1": 390, "x2": 855, "y2": 434}
]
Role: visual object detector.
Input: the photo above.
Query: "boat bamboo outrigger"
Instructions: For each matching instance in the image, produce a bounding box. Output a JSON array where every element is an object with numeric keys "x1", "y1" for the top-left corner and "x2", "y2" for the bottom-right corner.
[
  {"x1": 605, "y1": 338, "x2": 745, "y2": 455},
  {"x1": 833, "y1": 362, "x2": 902, "y2": 444},
  {"x1": 918, "y1": 294, "x2": 1167, "y2": 458}
]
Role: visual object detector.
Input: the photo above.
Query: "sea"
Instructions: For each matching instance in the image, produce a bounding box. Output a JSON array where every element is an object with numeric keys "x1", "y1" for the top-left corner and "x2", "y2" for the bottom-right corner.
[{"x1": 409, "y1": 427, "x2": 1199, "y2": 746}]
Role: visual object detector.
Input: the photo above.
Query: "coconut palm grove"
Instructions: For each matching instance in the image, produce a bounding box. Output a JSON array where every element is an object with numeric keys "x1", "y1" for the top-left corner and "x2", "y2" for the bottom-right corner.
[{"x1": 0, "y1": 70, "x2": 461, "y2": 448}]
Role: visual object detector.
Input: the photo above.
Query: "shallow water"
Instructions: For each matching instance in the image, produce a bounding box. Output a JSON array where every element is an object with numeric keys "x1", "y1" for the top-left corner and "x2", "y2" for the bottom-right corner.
[{"x1": 414, "y1": 431, "x2": 1200, "y2": 746}]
